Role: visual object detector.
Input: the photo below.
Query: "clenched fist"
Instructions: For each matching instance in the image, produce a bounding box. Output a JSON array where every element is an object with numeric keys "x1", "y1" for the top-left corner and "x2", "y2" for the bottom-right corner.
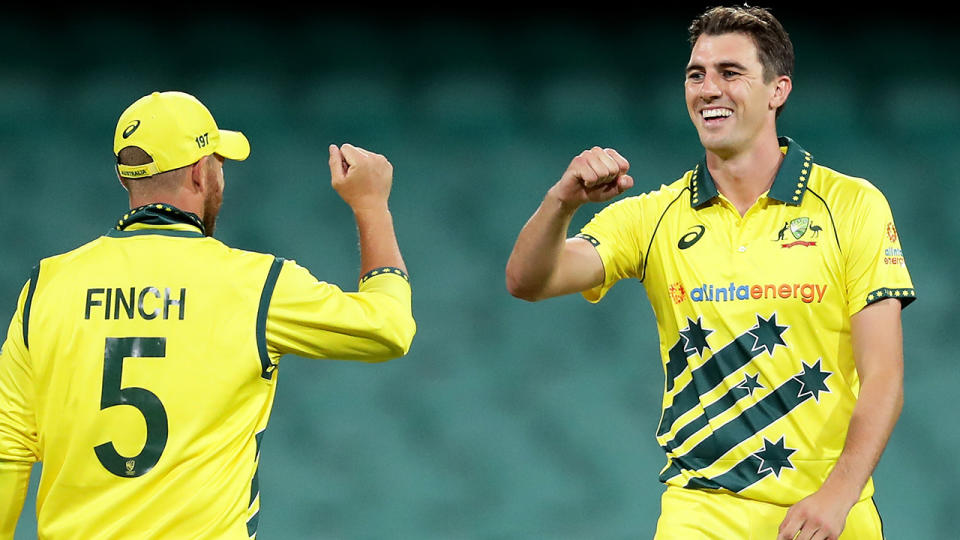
[
  {"x1": 328, "y1": 143, "x2": 394, "y2": 212},
  {"x1": 550, "y1": 146, "x2": 634, "y2": 207}
]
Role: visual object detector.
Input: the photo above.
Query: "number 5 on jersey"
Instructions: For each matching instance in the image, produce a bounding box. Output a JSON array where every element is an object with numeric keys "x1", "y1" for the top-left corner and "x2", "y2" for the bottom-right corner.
[{"x1": 94, "y1": 337, "x2": 168, "y2": 478}]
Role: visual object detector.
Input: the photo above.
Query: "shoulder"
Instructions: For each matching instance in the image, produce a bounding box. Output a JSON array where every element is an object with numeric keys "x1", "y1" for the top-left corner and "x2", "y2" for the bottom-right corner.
[
  {"x1": 807, "y1": 163, "x2": 888, "y2": 207},
  {"x1": 600, "y1": 173, "x2": 692, "y2": 215}
]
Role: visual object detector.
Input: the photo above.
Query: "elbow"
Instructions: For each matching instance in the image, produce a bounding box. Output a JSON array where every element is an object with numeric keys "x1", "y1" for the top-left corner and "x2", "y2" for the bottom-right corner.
[
  {"x1": 505, "y1": 271, "x2": 543, "y2": 302},
  {"x1": 371, "y1": 314, "x2": 417, "y2": 361}
]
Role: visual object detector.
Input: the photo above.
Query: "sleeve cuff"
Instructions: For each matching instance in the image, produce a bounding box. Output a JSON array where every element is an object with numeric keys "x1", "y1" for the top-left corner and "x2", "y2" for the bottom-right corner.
[
  {"x1": 358, "y1": 268, "x2": 412, "y2": 305},
  {"x1": 865, "y1": 287, "x2": 917, "y2": 308},
  {"x1": 359, "y1": 267, "x2": 409, "y2": 286}
]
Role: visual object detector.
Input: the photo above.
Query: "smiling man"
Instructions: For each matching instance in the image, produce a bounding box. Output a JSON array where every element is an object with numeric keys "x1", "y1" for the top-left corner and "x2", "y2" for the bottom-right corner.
[{"x1": 506, "y1": 6, "x2": 914, "y2": 540}]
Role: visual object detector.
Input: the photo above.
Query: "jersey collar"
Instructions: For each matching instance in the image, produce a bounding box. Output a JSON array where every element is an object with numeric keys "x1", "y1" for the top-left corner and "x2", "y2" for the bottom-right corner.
[
  {"x1": 108, "y1": 203, "x2": 206, "y2": 237},
  {"x1": 689, "y1": 136, "x2": 814, "y2": 209}
]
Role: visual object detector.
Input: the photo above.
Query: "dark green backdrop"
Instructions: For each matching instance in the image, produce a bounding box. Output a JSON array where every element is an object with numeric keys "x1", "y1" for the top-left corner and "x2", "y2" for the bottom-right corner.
[{"x1": 3, "y1": 6, "x2": 957, "y2": 539}]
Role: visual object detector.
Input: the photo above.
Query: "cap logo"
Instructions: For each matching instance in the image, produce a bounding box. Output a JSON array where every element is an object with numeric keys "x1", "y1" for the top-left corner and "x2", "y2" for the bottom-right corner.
[{"x1": 122, "y1": 120, "x2": 141, "y2": 139}]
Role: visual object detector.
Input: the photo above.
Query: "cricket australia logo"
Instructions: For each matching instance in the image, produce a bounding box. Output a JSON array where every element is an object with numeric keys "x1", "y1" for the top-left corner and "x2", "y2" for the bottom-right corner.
[{"x1": 774, "y1": 217, "x2": 822, "y2": 248}]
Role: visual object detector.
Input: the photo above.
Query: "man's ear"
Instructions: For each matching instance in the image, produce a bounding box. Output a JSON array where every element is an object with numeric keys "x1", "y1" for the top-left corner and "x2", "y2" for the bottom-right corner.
[
  {"x1": 770, "y1": 75, "x2": 792, "y2": 111},
  {"x1": 189, "y1": 156, "x2": 209, "y2": 194}
]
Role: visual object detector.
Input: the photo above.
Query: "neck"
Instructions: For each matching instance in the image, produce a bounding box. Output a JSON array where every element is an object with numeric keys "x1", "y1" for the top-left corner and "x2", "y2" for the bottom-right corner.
[
  {"x1": 705, "y1": 135, "x2": 784, "y2": 216},
  {"x1": 128, "y1": 194, "x2": 203, "y2": 218}
]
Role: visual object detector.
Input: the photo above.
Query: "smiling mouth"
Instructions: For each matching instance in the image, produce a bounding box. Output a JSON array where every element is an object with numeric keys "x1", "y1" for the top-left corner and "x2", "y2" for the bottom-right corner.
[{"x1": 701, "y1": 108, "x2": 733, "y2": 124}]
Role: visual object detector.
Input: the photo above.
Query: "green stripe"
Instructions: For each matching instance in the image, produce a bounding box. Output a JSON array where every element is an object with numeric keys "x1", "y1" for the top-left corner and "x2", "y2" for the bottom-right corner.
[
  {"x1": 661, "y1": 369, "x2": 821, "y2": 483},
  {"x1": 257, "y1": 258, "x2": 285, "y2": 380},
  {"x1": 250, "y1": 430, "x2": 265, "y2": 507},
  {"x1": 658, "y1": 332, "x2": 760, "y2": 437},
  {"x1": 249, "y1": 467, "x2": 260, "y2": 507},
  {"x1": 246, "y1": 509, "x2": 260, "y2": 538},
  {"x1": 663, "y1": 372, "x2": 761, "y2": 453},
  {"x1": 658, "y1": 314, "x2": 787, "y2": 439},
  {"x1": 663, "y1": 339, "x2": 688, "y2": 392},
  {"x1": 685, "y1": 455, "x2": 763, "y2": 491},
  {"x1": 22, "y1": 265, "x2": 40, "y2": 349},
  {"x1": 105, "y1": 229, "x2": 205, "y2": 238}
]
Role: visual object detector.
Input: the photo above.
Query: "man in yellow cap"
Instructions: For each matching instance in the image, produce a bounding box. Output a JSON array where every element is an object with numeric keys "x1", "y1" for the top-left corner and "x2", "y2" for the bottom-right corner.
[{"x1": 0, "y1": 91, "x2": 416, "y2": 538}]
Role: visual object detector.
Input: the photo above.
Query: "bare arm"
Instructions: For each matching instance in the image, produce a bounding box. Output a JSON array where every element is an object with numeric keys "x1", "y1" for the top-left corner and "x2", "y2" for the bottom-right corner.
[
  {"x1": 505, "y1": 147, "x2": 634, "y2": 301},
  {"x1": 778, "y1": 298, "x2": 904, "y2": 540},
  {"x1": 328, "y1": 144, "x2": 407, "y2": 277}
]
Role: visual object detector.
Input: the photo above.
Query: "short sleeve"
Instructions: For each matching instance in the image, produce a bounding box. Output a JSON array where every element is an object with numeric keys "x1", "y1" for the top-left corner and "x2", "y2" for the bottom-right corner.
[
  {"x1": 264, "y1": 260, "x2": 415, "y2": 362},
  {"x1": 577, "y1": 196, "x2": 646, "y2": 303},
  {"x1": 844, "y1": 188, "x2": 916, "y2": 316},
  {"x1": 0, "y1": 280, "x2": 40, "y2": 464}
]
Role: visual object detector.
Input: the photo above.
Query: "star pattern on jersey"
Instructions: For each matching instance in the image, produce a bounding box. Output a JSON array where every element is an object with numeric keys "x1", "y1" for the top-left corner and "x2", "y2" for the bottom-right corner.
[
  {"x1": 679, "y1": 316, "x2": 714, "y2": 357},
  {"x1": 794, "y1": 359, "x2": 832, "y2": 402},
  {"x1": 735, "y1": 372, "x2": 764, "y2": 396},
  {"x1": 746, "y1": 313, "x2": 789, "y2": 356},
  {"x1": 753, "y1": 436, "x2": 797, "y2": 478}
]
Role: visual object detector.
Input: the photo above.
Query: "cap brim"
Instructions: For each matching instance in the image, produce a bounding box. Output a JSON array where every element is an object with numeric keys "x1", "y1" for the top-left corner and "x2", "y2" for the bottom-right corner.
[{"x1": 217, "y1": 130, "x2": 250, "y2": 161}]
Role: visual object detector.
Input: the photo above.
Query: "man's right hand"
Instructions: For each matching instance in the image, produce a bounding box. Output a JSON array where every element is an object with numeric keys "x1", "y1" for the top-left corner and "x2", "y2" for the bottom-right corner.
[
  {"x1": 549, "y1": 146, "x2": 634, "y2": 208},
  {"x1": 328, "y1": 143, "x2": 393, "y2": 212}
]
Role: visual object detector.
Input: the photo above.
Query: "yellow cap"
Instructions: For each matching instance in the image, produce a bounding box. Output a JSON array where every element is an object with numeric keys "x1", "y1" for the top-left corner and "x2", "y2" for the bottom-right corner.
[{"x1": 113, "y1": 91, "x2": 250, "y2": 179}]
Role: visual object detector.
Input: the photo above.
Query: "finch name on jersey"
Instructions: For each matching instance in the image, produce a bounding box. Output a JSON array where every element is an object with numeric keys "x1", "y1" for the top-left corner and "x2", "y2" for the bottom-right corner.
[{"x1": 84, "y1": 286, "x2": 186, "y2": 320}]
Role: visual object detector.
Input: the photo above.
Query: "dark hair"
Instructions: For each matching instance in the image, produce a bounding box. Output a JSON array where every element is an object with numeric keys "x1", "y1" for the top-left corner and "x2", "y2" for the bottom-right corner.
[
  {"x1": 689, "y1": 5, "x2": 794, "y2": 116},
  {"x1": 117, "y1": 146, "x2": 153, "y2": 166}
]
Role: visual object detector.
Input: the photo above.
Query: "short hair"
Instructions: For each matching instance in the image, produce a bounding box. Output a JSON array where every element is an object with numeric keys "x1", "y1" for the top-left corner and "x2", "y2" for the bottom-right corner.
[
  {"x1": 117, "y1": 146, "x2": 153, "y2": 167},
  {"x1": 116, "y1": 146, "x2": 186, "y2": 194},
  {"x1": 689, "y1": 5, "x2": 794, "y2": 116}
]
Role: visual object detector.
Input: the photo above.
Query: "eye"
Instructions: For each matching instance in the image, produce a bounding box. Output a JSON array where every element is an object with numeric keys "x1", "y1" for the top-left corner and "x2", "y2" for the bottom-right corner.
[
  {"x1": 687, "y1": 72, "x2": 704, "y2": 82},
  {"x1": 722, "y1": 70, "x2": 739, "y2": 78}
]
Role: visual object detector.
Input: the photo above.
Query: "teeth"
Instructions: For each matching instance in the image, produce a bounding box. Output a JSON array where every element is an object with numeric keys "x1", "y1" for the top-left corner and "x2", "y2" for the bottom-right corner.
[{"x1": 703, "y1": 109, "x2": 733, "y2": 119}]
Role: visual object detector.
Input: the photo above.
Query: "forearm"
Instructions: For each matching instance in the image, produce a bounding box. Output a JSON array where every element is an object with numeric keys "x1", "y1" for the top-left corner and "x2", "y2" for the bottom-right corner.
[
  {"x1": 353, "y1": 205, "x2": 406, "y2": 278},
  {"x1": 822, "y1": 370, "x2": 903, "y2": 503},
  {"x1": 506, "y1": 190, "x2": 579, "y2": 300}
]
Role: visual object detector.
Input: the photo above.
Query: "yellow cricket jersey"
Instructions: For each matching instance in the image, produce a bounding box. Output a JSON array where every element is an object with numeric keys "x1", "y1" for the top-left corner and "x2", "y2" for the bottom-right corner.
[
  {"x1": 578, "y1": 137, "x2": 915, "y2": 506},
  {"x1": 0, "y1": 204, "x2": 415, "y2": 539}
]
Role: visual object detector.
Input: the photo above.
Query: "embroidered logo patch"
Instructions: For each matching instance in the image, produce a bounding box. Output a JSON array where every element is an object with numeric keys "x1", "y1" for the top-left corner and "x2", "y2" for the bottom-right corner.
[{"x1": 774, "y1": 217, "x2": 822, "y2": 248}]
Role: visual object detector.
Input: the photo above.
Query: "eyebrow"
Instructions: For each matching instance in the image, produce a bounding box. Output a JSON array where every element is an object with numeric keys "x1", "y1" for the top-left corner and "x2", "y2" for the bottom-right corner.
[{"x1": 686, "y1": 61, "x2": 750, "y2": 73}]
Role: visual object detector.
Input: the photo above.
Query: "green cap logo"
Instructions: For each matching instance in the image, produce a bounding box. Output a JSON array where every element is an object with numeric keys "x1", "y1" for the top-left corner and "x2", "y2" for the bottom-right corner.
[{"x1": 122, "y1": 120, "x2": 141, "y2": 139}]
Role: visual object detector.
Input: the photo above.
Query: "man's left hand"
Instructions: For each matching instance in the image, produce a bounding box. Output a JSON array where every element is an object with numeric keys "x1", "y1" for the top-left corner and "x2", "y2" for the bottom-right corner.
[{"x1": 777, "y1": 486, "x2": 858, "y2": 540}]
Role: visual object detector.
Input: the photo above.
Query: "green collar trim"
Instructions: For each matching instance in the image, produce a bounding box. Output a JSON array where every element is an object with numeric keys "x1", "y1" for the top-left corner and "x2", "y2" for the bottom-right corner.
[
  {"x1": 111, "y1": 203, "x2": 205, "y2": 237},
  {"x1": 106, "y1": 228, "x2": 205, "y2": 238},
  {"x1": 689, "y1": 136, "x2": 813, "y2": 208}
]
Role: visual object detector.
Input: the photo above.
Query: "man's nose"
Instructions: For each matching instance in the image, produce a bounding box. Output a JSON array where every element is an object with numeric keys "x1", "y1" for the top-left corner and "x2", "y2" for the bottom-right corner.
[{"x1": 700, "y1": 72, "x2": 722, "y2": 99}]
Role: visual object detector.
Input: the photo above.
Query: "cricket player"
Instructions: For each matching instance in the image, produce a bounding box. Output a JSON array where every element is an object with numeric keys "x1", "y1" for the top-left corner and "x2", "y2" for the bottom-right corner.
[
  {"x1": 0, "y1": 91, "x2": 416, "y2": 538},
  {"x1": 506, "y1": 6, "x2": 914, "y2": 539}
]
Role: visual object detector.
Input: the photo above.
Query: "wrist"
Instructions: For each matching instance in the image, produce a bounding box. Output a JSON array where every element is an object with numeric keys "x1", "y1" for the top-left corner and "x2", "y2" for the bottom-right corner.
[
  {"x1": 350, "y1": 202, "x2": 391, "y2": 217},
  {"x1": 819, "y1": 474, "x2": 864, "y2": 508},
  {"x1": 545, "y1": 186, "x2": 582, "y2": 214}
]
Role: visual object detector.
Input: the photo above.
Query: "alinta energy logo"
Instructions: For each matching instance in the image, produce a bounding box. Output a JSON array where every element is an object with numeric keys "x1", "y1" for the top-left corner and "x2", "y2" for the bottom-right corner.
[
  {"x1": 773, "y1": 217, "x2": 822, "y2": 248},
  {"x1": 678, "y1": 281, "x2": 828, "y2": 304}
]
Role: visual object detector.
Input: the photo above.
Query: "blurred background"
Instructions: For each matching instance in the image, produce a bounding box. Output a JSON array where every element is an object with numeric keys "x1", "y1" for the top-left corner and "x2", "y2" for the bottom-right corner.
[{"x1": 3, "y1": 3, "x2": 957, "y2": 538}]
